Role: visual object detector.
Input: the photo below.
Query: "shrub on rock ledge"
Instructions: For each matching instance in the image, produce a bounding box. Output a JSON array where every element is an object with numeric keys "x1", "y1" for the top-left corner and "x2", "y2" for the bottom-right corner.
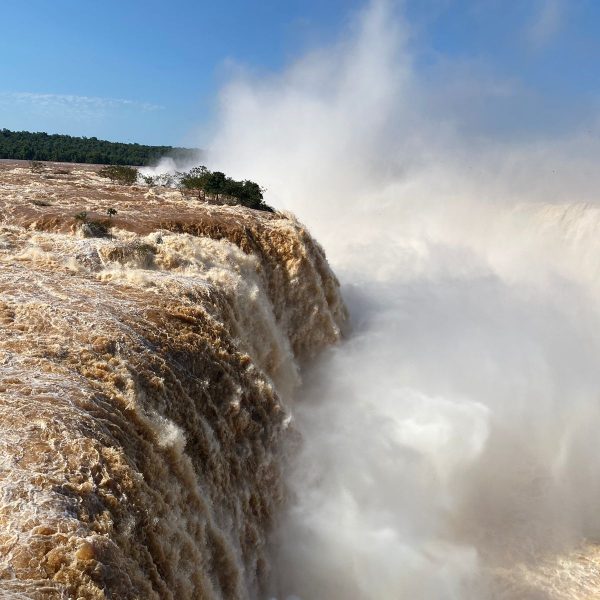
[
  {"x1": 178, "y1": 166, "x2": 272, "y2": 212},
  {"x1": 98, "y1": 165, "x2": 138, "y2": 186}
]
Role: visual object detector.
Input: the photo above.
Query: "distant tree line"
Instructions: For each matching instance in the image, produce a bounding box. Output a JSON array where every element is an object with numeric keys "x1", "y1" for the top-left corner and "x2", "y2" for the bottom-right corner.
[{"x1": 0, "y1": 128, "x2": 198, "y2": 166}]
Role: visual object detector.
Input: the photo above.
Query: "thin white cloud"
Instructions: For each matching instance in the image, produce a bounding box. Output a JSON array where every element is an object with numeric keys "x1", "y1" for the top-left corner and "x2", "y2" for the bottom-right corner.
[
  {"x1": 0, "y1": 91, "x2": 163, "y2": 119},
  {"x1": 528, "y1": 0, "x2": 564, "y2": 48}
]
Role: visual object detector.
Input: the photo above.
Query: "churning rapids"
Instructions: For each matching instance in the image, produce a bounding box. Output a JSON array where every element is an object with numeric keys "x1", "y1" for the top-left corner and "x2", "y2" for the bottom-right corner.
[
  {"x1": 3, "y1": 160, "x2": 600, "y2": 600},
  {"x1": 0, "y1": 162, "x2": 346, "y2": 598},
  {"x1": 4, "y1": 6, "x2": 600, "y2": 597}
]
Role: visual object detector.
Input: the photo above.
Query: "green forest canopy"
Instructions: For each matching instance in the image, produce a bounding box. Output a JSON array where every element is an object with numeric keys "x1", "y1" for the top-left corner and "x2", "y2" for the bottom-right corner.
[{"x1": 0, "y1": 128, "x2": 198, "y2": 166}]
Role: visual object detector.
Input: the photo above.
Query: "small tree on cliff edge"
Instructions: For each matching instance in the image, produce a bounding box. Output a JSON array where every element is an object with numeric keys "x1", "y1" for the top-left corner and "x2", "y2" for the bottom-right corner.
[
  {"x1": 203, "y1": 171, "x2": 227, "y2": 201},
  {"x1": 179, "y1": 165, "x2": 271, "y2": 211},
  {"x1": 179, "y1": 166, "x2": 210, "y2": 199},
  {"x1": 98, "y1": 165, "x2": 138, "y2": 186}
]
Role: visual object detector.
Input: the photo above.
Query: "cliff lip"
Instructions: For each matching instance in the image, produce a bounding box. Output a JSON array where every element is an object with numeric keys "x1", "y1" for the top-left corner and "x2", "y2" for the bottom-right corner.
[
  {"x1": 0, "y1": 160, "x2": 348, "y2": 363},
  {"x1": 0, "y1": 161, "x2": 284, "y2": 237},
  {"x1": 0, "y1": 160, "x2": 346, "y2": 598}
]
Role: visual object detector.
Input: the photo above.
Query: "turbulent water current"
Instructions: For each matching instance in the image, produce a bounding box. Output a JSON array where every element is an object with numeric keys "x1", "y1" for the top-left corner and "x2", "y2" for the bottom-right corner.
[{"x1": 0, "y1": 163, "x2": 346, "y2": 599}]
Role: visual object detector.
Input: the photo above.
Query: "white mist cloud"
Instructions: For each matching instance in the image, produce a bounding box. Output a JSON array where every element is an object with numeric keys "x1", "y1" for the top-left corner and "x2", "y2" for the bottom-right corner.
[{"x1": 209, "y1": 1, "x2": 600, "y2": 598}]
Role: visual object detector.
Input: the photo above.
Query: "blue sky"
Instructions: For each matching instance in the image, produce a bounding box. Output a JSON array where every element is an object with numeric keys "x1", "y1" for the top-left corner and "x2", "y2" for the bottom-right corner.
[{"x1": 1, "y1": 0, "x2": 599, "y2": 146}]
